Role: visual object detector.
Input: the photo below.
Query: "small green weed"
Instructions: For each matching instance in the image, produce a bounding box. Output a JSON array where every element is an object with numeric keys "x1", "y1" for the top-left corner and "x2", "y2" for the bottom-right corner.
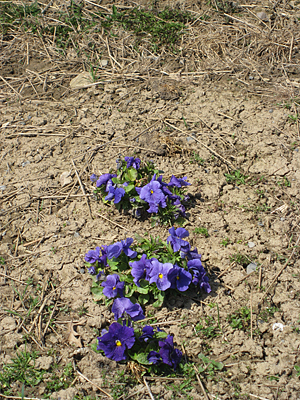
[
  {"x1": 294, "y1": 365, "x2": 300, "y2": 377},
  {"x1": 0, "y1": 348, "x2": 44, "y2": 395},
  {"x1": 259, "y1": 305, "x2": 280, "y2": 322},
  {"x1": 198, "y1": 353, "x2": 224, "y2": 378},
  {"x1": 190, "y1": 151, "x2": 205, "y2": 166},
  {"x1": 227, "y1": 307, "x2": 251, "y2": 331},
  {"x1": 288, "y1": 114, "x2": 299, "y2": 123},
  {"x1": 195, "y1": 304, "x2": 222, "y2": 339},
  {"x1": 221, "y1": 237, "x2": 230, "y2": 247},
  {"x1": 255, "y1": 189, "x2": 264, "y2": 198},
  {"x1": 267, "y1": 375, "x2": 279, "y2": 382},
  {"x1": 194, "y1": 227, "x2": 209, "y2": 237},
  {"x1": 103, "y1": 6, "x2": 193, "y2": 51},
  {"x1": 229, "y1": 253, "x2": 250, "y2": 267},
  {"x1": 109, "y1": 370, "x2": 136, "y2": 399},
  {"x1": 276, "y1": 177, "x2": 291, "y2": 187},
  {"x1": 225, "y1": 170, "x2": 248, "y2": 185},
  {"x1": 45, "y1": 363, "x2": 74, "y2": 396}
]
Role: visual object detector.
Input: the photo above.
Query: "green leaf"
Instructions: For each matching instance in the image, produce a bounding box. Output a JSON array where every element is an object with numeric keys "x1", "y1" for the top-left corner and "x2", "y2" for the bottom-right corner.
[
  {"x1": 136, "y1": 286, "x2": 149, "y2": 294},
  {"x1": 156, "y1": 331, "x2": 168, "y2": 339},
  {"x1": 130, "y1": 352, "x2": 151, "y2": 365},
  {"x1": 124, "y1": 183, "x2": 135, "y2": 193},
  {"x1": 90, "y1": 285, "x2": 105, "y2": 301},
  {"x1": 124, "y1": 167, "x2": 138, "y2": 181},
  {"x1": 138, "y1": 293, "x2": 149, "y2": 305}
]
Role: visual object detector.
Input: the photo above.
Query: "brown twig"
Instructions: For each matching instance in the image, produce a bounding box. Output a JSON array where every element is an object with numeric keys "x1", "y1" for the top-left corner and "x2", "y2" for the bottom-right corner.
[
  {"x1": 76, "y1": 370, "x2": 112, "y2": 398},
  {"x1": 143, "y1": 377, "x2": 155, "y2": 400},
  {"x1": 262, "y1": 235, "x2": 300, "y2": 300},
  {"x1": 97, "y1": 212, "x2": 129, "y2": 231},
  {"x1": 193, "y1": 365, "x2": 210, "y2": 400},
  {"x1": 72, "y1": 159, "x2": 93, "y2": 219}
]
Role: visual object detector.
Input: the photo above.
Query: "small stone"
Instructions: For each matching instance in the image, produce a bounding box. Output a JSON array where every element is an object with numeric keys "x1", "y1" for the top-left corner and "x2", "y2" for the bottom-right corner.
[
  {"x1": 247, "y1": 263, "x2": 257, "y2": 274},
  {"x1": 70, "y1": 71, "x2": 93, "y2": 89},
  {"x1": 60, "y1": 171, "x2": 72, "y2": 187},
  {"x1": 269, "y1": 109, "x2": 273, "y2": 113},
  {"x1": 249, "y1": 76, "x2": 254, "y2": 80},
  {"x1": 258, "y1": 222, "x2": 264, "y2": 226},
  {"x1": 256, "y1": 11, "x2": 269, "y2": 21},
  {"x1": 74, "y1": 232, "x2": 80, "y2": 238},
  {"x1": 100, "y1": 59, "x2": 108, "y2": 67},
  {"x1": 80, "y1": 268, "x2": 85, "y2": 274},
  {"x1": 248, "y1": 242, "x2": 256, "y2": 248},
  {"x1": 0, "y1": 185, "x2": 6, "y2": 191},
  {"x1": 186, "y1": 136, "x2": 195, "y2": 143},
  {"x1": 280, "y1": 217, "x2": 285, "y2": 221},
  {"x1": 22, "y1": 161, "x2": 30, "y2": 167}
]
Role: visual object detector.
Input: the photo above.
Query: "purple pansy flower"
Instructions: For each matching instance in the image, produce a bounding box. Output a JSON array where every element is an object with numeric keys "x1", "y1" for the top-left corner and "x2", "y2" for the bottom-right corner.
[
  {"x1": 112, "y1": 297, "x2": 145, "y2": 322},
  {"x1": 85, "y1": 247, "x2": 101, "y2": 264},
  {"x1": 168, "y1": 265, "x2": 192, "y2": 292},
  {"x1": 147, "y1": 351, "x2": 162, "y2": 364},
  {"x1": 124, "y1": 156, "x2": 141, "y2": 170},
  {"x1": 187, "y1": 259, "x2": 211, "y2": 293},
  {"x1": 88, "y1": 266, "x2": 96, "y2": 275},
  {"x1": 95, "y1": 270, "x2": 104, "y2": 282},
  {"x1": 121, "y1": 238, "x2": 137, "y2": 258},
  {"x1": 139, "y1": 326, "x2": 154, "y2": 343},
  {"x1": 97, "y1": 322, "x2": 135, "y2": 361},
  {"x1": 172, "y1": 199, "x2": 186, "y2": 216},
  {"x1": 129, "y1": 254, "x2": 152, "y2": 286},
  {"x1": 167, "y1": 227, "x2": 190, "y2": 253},
  {"x1": 139, "y1": 178, "x2": 167, "y2": 214},
  {"x1": 168, "y1": 175, "x2": 191, "y2": 188},
  {"x1": 149, "y1": 259, "x2": 173, "y2": 291},
  {"x1": 102, "y1": 274, "x2": 125, "y2": 298},
  {"x1": 159, "y1": 335, "x2": 182, "y2": 370},
  {"x1": 105, "y1": 186, "x2": 125, "y2": 204},
  {"x1": 96, "y1": 173, "x2": 116, "y2": 188},
  {"x1": 90, "y1": 173, "x2": 98, "y2": 182},
  {"x1": 107, "y1": 242, "x2": 123, "y2": 259}
]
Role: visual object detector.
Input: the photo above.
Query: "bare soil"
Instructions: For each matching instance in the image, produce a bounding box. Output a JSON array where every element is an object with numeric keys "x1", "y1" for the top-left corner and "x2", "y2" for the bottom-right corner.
[{"x1": 1, "y1": 0, "x2": 300, "y2": 399}]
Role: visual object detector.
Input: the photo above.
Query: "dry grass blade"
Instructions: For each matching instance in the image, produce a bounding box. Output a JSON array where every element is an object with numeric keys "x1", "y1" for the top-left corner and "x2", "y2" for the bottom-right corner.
[
  {"x1": 193, "y1": 365, "x2": 210, "y2": 400},
  {"x1": 97, "y1": 212, "x2": 129, "y2": 232},
  {"x1": 76, "y1": 370, "x2": 112, "y2": 398},
  {"x1": 71, "y1": 159, "x2": 92, "y2": 219},
  {"x1": 263, "y1": 234, "x2": 300, "y2": 300}
]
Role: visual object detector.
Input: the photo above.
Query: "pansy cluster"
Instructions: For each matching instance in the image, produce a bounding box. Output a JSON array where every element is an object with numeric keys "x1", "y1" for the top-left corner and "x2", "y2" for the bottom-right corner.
[
  {"x1": 96, "y1": 301, "x2": 182, "y2": 370},
  {"x1": 91, "y1": 156, "x2": 190, "y2": 225},
  {"x1": 86, "y1": 228, "x2": 211, "y2": 368},
  {"x1": 86, "y1": 227, "x2": 211, "y2": 306}
]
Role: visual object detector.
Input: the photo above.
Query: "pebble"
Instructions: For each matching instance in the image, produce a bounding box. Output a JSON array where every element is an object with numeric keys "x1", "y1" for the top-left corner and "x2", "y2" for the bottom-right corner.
[
  {"x1": 269, "y1": 109, "x2": 273, "y2": 113},
  {"x1": 80, "y1": 269, "x2": 85, "y2": 274},
  {"x1": 249, "y1": 76, "x2": 254, "y2": 80},
  {"x1": 22, "y1": 161, "x2": 30, "y2": 167},
  {"x1": 258, "y1": 222, "x2": 264, "y2": 226},
  {"x1": 0, "y1": 185, "x2": 6, "y2": 191},
  {"x1": 256, "y1": 11, "x2": 269, "y2": 21},
  {"x1": 248, "y1": 241, "x2": 256, "y2": 248},
  {"x1": 280, "y1": 217, "x2": 285, "y2": 221},
  {"x1": 186, "y1": 136, "x2": 195, "y2": 143},
  {"x1": 74, "y1": 232, "x2": 80, "y2": 238},
  {"x1": 247, "y1": 263, "x2": 257, "y2": 274}
]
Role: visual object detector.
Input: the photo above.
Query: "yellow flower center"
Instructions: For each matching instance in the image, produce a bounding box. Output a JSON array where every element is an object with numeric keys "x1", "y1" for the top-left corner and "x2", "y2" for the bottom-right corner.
[
  {"x1": 158, "y1": 273, "x2": 163, "y2": 279},
  {"x1": 176, "y1": 276, "x2": 180, "y2": 280},
  {"x1": 150, "y1": 190, "x2": 154, "y2": 194},
  {"x1": 115, "y1": 340, "x2": 122, "y2": 346},
  {"x1": 113, "y1": 286, "x2": 116, "y2": 290}
]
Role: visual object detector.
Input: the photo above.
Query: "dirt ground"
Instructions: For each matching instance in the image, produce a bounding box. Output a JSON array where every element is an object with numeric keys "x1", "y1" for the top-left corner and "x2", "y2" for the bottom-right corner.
[{"x1": 1, "y1": 0, "x2": 300, "y2": 399}]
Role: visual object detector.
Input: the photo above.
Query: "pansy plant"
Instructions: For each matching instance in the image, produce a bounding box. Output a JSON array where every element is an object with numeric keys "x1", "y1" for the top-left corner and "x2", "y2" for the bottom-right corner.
[
  {"x1": 91, "y1": 156, "x2": 191, "y2": 226},
  {"x1": 86, "y1": 227, "x2": 211, "y2": 308}
]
